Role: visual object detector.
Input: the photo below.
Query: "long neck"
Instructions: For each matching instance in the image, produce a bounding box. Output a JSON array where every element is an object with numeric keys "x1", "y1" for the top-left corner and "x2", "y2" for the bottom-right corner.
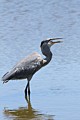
[
  {"x1": 41, "y1": 45, "x2": 52, "y2": 66},
  {"x1": 43, "y1": 51, "x2": 52, "y2": 66}
]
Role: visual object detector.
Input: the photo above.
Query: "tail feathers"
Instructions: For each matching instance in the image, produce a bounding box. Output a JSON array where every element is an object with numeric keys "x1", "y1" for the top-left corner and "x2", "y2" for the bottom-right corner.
[{"x1": 2, "y1": 72, "x2": 10, "y2": 83}]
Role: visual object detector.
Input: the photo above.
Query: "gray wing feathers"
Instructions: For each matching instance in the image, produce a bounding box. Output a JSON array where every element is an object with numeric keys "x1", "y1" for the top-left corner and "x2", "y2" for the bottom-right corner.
[
  {"x1": 2, "y1": 68, "x2": 18, "y2": 83},
  {"x1": 2, "y1": 52, "x2": 43, "y2": 83}
]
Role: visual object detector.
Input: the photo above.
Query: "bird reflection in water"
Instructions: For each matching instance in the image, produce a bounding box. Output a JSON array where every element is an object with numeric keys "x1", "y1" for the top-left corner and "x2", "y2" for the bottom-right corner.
[{"x1": 3, "y1": 98, "x2": 54, "y2": 120}]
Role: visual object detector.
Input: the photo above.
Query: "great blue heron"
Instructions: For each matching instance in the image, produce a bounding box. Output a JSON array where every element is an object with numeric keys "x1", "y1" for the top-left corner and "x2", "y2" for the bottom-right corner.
[{"x1": 2, "y1": 38, "x2": 62, "y2": 99}]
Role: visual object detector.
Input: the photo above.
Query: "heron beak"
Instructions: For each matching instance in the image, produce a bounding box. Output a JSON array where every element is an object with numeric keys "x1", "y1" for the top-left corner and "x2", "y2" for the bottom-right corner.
[
  {"x1": 51, "y1": 40, "x2": 63, "y2": 44},
  {"x1": 47, "y1": 38, "x2": 63, "y2": 41},
  {"x1": 47, "y1": 38, "x2": 63, "y2": 47}
]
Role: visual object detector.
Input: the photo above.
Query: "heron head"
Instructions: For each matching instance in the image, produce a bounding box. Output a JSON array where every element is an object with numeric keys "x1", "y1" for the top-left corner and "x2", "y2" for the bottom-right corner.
[{"x1": 40, "y1": 38, "x2": 63, "y2": 48}]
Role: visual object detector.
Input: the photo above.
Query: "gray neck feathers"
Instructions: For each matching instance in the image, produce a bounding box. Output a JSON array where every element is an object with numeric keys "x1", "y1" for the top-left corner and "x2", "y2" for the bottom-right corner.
[{"x1": 41, "y1": 44, "x2": 52, "y2": 66}]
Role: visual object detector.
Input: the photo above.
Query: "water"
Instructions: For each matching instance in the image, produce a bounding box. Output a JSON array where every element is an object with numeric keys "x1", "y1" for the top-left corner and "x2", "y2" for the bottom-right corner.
[{"x1": 0, "y1": 0, "x2": 80, "y2": 120}]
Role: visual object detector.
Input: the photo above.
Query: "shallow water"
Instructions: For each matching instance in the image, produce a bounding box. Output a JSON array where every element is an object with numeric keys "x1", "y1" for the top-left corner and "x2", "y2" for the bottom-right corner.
[{"x1": 0, "y1": 0, "x2": 80, "y2": 120}]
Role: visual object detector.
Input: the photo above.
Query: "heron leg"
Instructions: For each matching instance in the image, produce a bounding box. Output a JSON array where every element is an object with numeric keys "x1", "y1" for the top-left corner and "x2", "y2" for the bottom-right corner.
[
  {"x1": 25, "y1": 81, "x2": 29, "y2": 97},
  {"x1": 25, "y1": 81, "x2": 30, "y2": 100},
  {"x1": 28, "y1": 81, "x2": 30, "y2": 99}
]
